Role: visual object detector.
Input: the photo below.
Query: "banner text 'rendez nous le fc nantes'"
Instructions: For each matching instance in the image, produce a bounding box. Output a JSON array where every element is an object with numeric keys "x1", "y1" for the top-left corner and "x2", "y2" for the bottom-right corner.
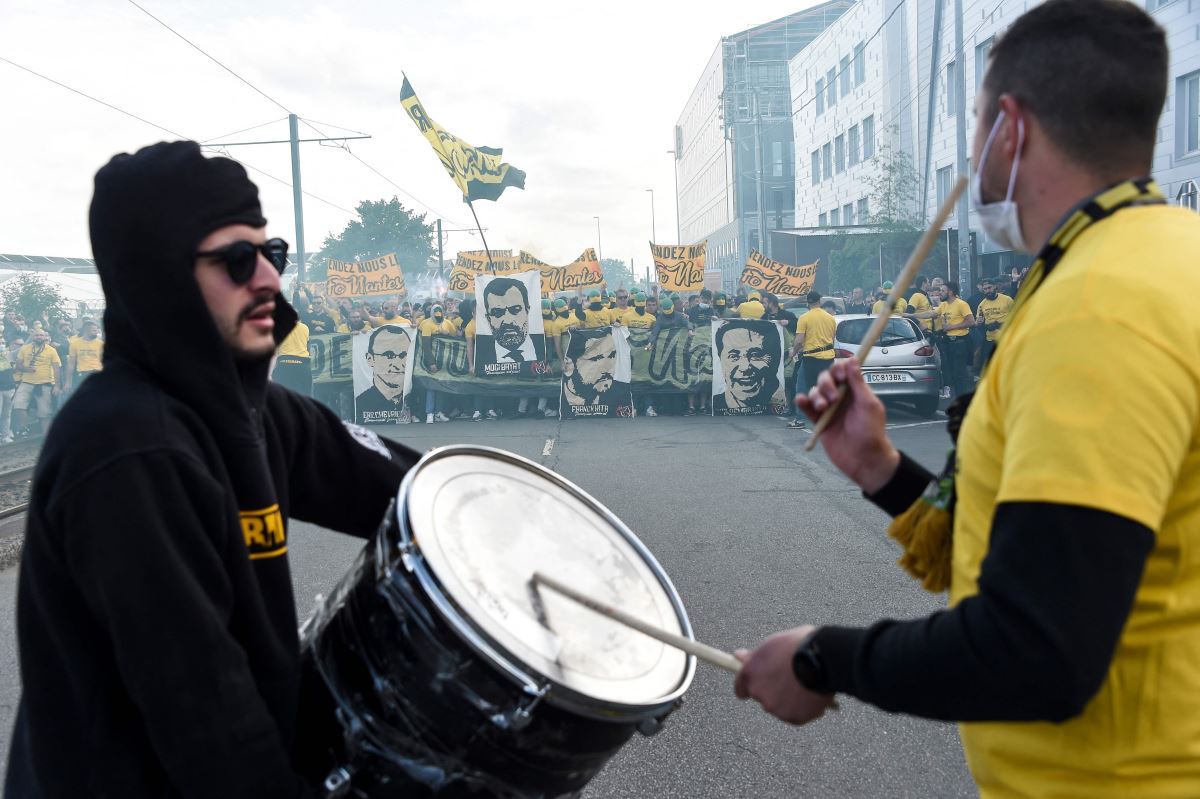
[{"x1": 400, "y1": 75, "x2": 526, "y2": 203}]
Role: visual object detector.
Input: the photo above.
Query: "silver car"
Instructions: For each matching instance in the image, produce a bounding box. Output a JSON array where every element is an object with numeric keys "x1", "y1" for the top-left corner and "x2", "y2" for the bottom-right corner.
[{"x1": 831, "y1": 314, "x2": 941, "y2": 417}]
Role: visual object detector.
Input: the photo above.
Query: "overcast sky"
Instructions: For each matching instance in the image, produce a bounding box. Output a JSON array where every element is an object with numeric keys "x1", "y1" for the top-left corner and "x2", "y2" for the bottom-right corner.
[{"x1": 1, "y1": 0, "x2": 824, "y2": 276}]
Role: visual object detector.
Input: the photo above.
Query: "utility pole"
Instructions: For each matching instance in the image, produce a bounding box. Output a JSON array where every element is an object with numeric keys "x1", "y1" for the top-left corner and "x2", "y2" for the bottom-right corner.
[
  {"x1": 953, "y1": 0, "x2": 972, "y2": 289},
  {"x1": 921, "y1": 0, "x2": 946, "y2": 222},
  {"x1": 753, "y1": 92, "x2": 769, "y2": 258},
  {"x1": 667, "y1": 150, "x2": 681, "y2": 243},
  {"x1": 594, "y1": 216, "x2": 603, "y2": 264},
  {"x1": 436, "y1": 218, "x2": 444, "y2": 283},
  {"x1": 217, "y1": 116, "x2": 370, "y2": 289},
  {"x1": 645, "y1": 188, "x2": 657, "y2": 242}
]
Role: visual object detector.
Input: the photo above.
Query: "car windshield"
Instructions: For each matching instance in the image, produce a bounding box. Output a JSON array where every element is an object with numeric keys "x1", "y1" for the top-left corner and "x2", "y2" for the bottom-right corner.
[{"x1": 837, "y1": 317, "x2": 920, "y2": 346}]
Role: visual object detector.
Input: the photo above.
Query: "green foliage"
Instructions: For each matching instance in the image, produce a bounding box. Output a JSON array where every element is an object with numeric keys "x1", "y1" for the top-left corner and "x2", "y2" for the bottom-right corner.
[
  {"x1": 0, "y1": 273, "x2": 66, "y2": 325},
  {"x1": 600, "y1": 258, "x2": 634, "y2": 290},
  {"x1": 312, "y1": 197, "x2": 436, "y2": 279}
]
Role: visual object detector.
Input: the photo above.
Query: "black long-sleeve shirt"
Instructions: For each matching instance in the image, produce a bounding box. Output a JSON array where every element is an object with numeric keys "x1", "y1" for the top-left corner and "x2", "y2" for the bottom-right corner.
[{"x1": 811, "y1": 452, "x2": 1154, "y2": 721}]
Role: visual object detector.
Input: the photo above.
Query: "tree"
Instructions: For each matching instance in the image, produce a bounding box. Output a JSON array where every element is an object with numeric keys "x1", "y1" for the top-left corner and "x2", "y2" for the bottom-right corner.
[
  {"x1": 0, "y1": 273, "x2": 66, "y2": 326},
  {"x1": 310, "y1": 197, "x2": 436, "y2": 281},
  {"x1": 600, "y1": 258, "x2": 635, "y2": 290}
]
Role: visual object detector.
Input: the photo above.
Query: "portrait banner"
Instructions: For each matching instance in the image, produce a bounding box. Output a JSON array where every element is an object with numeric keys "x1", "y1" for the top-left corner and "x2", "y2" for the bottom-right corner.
[
  {"x1": 352, "y1": 325, "x2": 416, "y2": 424},
  {"x1": 327, "y1": 253, "x2": 407, "y2": 299},
  {"x1": 473, "y1": 270, "x2": 547, "y2": 378},
  {"x1": 651, "y1": 241, "x2": 707, "y2": 293},
  {"x1": 559, "y1": 326, "x2": 634, "y2": 419},
  {"x1": 739, "y1": 250, "x2": 819, "y2": 298},
  {"x1": 710, "y1": 319, "x2": 788, "y2": 416}
]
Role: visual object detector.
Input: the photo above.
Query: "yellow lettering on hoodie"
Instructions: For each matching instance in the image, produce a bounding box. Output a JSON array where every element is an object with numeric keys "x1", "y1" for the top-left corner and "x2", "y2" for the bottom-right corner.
[{"x1": 240, "y1": 504, "x2": 286, "y2": 560}]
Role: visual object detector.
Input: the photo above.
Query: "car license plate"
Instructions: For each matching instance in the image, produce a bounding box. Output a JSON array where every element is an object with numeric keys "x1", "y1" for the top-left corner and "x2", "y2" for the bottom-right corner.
[{"x1": 865, "y1": 372, "x2": 913, "y2": 383}]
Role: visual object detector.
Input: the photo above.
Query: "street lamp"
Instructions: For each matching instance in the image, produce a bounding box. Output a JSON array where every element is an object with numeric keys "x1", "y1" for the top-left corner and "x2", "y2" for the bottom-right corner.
[
  {"x1": 593, "y1": 216, "x2": 602, "y2": 264},
  {"x1": 645, "y1": 188, "x2": 656, "y2": 243},
  {"x1": 667, "y1": 149, "x2": 680, "y2": 244}
]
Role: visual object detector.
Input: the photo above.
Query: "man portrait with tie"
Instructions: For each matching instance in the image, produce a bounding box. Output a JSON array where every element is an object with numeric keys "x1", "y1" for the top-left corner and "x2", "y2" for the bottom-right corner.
[{"x1": 474, "y1": 273, "x2": 546, "y2": 376}]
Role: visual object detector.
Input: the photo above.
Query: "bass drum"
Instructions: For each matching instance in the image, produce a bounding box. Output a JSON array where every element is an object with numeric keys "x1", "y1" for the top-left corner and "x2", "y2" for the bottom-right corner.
[{"x1": 297, "y1": 445, "x2": 696, "y2": 797}]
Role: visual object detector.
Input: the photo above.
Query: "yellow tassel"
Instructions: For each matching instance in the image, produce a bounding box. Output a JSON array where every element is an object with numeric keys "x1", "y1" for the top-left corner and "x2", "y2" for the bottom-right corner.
[{"x1": 888, "y1": 500, "x2": 953, "y2": 593}]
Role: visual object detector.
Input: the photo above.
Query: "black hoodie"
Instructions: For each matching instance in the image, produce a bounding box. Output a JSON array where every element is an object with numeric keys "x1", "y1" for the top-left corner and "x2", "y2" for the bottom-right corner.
[{"x1": 6, "y1": 142, "x2": 419, "y2": 798}]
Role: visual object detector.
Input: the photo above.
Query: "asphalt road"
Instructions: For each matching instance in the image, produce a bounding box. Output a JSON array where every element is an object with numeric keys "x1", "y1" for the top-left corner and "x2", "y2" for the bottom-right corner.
[{"x1": 0, "y1": 405, "x2": 971, "y2": 797}]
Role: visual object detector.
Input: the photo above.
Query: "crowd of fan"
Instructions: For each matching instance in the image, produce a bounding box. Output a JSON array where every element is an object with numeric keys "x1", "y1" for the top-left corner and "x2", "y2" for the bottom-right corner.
[{"x1": 0, "y1": 309, "x2": 105, "y2": 441}]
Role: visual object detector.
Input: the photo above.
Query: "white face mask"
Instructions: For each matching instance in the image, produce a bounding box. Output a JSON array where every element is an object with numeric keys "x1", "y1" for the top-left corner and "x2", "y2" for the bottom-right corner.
[{"x1": 971, "y1": 110, "x2": 1029, "y2": 253}]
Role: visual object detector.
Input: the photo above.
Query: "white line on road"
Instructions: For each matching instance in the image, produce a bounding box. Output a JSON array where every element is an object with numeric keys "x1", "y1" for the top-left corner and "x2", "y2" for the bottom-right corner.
[
  {"x1": 542, "y1": 438, "x2": 555, "y2": 456},
  {"x1": 885, "y1": 420, "x2": 947, "y2": 430}
]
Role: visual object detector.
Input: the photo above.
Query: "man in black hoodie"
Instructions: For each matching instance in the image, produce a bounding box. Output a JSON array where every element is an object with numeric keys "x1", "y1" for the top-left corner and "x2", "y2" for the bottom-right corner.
[{"x1": 5, "y1": 141, "x2": 420, "y2": 798}]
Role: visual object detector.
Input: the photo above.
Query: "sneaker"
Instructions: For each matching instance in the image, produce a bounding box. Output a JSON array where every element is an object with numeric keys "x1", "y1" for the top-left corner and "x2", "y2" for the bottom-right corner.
[
  {"x1": 787, "y1": 419, "x2": 806, "y2": 429},
  {"x1": 684, "y1": 408, "x2": 697, "y2": 417},
  {"x1": 434, "y1": 412, "x2": 450, "y2": 423},
  {"x1": 645, "y1": 406, "x2": 658, "y2": 417},
  {"x1": 472, "y1": 411, "x2": 483, "y2": 422},
  {"x1": 426, "y1": 413, "x2": 434, "y2": 425},
  {"x1": 0, "y1": 436, "x2": 11, "y2": 444},
  {"x1": 486, "y1": 409, "x2": 499, "y2": 420}
]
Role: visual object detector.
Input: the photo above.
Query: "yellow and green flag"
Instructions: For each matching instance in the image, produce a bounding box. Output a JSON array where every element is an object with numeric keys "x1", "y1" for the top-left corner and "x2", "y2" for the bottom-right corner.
[{"x1": 400, "y1": 75, "x2": 526, "y2": 203}]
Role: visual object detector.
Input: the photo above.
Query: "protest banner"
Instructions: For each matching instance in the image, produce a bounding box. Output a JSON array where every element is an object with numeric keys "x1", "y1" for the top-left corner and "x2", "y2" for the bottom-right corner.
[
  {"x1": 450, "y1": 249, "x2": 604, "y2": 295},
  {"x1": 559, "y1": 326, "x2": 634, "y2": 419},
  {"x1": 651, "y1": 241, "x2": 707, "y2": 293},
  {"x1": 739, "y1": 250, "x2": 819, "y2": 298},
  {"x1": 351, "y1": 325, "x2": 415, "y2": 425},
  {"x1": 473, "y1": 271, "x2": 547, "y2": 378},
  {"x1": 326, "y1": 253, "x2": 407, "y2": 298},
  {"x1": 710, "y1": 319, "x2": 788, "y2": 416}
]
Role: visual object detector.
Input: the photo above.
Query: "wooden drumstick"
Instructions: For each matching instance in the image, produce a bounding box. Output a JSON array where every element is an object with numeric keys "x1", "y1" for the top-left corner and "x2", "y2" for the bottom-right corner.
[
  {"x1": 531, "y1": 572, "x2": 743, "y2": 673},
  {"x1": 804, "y1": 176, "x2": 968, "y2": 452}
]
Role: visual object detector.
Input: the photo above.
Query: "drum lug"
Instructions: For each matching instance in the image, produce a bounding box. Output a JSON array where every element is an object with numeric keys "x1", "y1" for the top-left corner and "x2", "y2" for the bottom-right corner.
[
  {"x1": 498, "y1": 682, "x2": 550, "y2": 731},
  {"x1": 637, "y1": 699, "x2": 683, "y2": 737},
  {"x1": 322, "y1": 766, "x2": 353, "y2": 798}
]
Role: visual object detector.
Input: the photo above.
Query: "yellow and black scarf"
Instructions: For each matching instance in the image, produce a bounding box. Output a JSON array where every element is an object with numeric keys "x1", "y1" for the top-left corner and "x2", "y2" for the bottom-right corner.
[{"x1": 889, "y1": 177, "x2": 1166, "y2": 592}]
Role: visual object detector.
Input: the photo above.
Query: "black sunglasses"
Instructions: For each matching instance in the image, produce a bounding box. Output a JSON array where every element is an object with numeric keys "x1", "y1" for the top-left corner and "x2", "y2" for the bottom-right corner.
[{"x1": 196, "y1": 238, "x2": 289, "y2": 284}]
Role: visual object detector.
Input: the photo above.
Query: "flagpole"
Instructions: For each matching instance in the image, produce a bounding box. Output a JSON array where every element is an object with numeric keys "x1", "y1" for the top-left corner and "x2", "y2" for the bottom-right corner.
[{"x1": 466, "y1": 199, "x2": 497, "y2": 275}]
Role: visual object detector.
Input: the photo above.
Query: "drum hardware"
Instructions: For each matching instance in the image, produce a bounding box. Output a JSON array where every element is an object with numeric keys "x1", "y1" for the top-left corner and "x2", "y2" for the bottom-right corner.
[
  {"x1": 499, "y1": 682, "x2": 551, "y2": 732},
  {"x1": 323, "y1": 766, "x2": 353, "y2": 798}
]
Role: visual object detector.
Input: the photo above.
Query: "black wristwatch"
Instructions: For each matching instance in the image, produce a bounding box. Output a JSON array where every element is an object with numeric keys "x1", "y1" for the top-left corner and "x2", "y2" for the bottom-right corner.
[{"x1": 792, "y1": 633, "x2": 833, "y2": 694}]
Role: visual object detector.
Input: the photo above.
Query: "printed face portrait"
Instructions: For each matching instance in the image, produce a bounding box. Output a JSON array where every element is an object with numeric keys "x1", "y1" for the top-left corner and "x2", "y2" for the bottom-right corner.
[
  {"x1": 716, "y1": 322, "x2": 781, "y2": 408},
  {"x1": 483, "y1": 279, "x2": 530, "y2": 350},
  {"x1": 564, "y1": 332, "x2": 617, "y2": 405},
  {"x1": 366, "y1": 326, "x2": 411, "y2": 399}
]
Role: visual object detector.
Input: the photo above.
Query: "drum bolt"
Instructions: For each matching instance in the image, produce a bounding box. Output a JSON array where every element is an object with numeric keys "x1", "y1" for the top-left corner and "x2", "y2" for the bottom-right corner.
[
  {"x1": 323, "y1": 767, "x2": 352, "y2": 798},
  {"x1": 636, "y1": 717, "x2": 665, "y2": 737}
]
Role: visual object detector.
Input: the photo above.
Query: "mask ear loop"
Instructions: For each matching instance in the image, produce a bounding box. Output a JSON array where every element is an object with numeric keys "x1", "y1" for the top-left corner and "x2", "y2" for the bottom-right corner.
[{"x1": 1005, "y1": 115, "x2": 1026, "y2": 203}]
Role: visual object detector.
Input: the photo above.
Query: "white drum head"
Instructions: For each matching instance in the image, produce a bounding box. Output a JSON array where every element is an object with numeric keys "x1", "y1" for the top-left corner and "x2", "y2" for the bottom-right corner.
[{"x1": 405, "y1": 452, "x2": 689, "y2": 708}]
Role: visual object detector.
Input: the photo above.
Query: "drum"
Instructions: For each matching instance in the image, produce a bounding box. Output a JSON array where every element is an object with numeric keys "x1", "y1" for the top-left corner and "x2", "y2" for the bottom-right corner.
[{"x1": 298, "y1": 445, "x2": 696, "y2": 798}]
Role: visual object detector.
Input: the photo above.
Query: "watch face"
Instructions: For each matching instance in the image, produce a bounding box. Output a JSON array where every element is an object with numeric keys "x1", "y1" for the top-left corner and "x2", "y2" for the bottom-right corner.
[{"x1": 791, "y1": 638, "x2": 831, "y2": 694}]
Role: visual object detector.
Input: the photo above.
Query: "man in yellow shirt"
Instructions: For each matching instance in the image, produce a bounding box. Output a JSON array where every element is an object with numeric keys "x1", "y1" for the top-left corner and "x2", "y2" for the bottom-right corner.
[
  {"x1": 786, "y1": 291, "x2": 836, "y2": 430},
  {"x1": 66, "y1": 318, "x2": 104, "y2": 392},
  {"x1": 974, "y1": 277, "x2": 1014, "y2": 347},
  {"x1": 272, "y1": 319, "x2": 311, "y2": 396},
  {"x1": 619, "y1": 293, "x2": 655, "y2": 329},
  {"x1": 335, "y1": 308, "x2": 373, "y2": 335},
  {"x1": 736, "y1": 4, "x2": 1200, "y2": 797},
  {"x1": 934, "y1": 281, "x2": 975, "y2": 397},
  {"x1": 906, "y1": 277, "x2": 934, "y2": 332},
  {"x1": 576, "y1": 288, "x2": 613, "y2": 328},
  {"x1": 418, "y1": 304, "x2": 456, "y2": 423},
  {"x1": 870, "y1": 281, "x2": 908, "y2": 316},
  {"x1": 12, "y1": 329, "x2": 61, "y2": 436},
  {"x1": 737, "y1": 290, "x2": 765, "y2": 319}
]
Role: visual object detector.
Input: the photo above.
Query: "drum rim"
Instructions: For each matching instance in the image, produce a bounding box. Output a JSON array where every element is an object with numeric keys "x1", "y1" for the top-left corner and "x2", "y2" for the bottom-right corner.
[{"x1": 394, "y1": 444, "x2": 697, "y2": 722}]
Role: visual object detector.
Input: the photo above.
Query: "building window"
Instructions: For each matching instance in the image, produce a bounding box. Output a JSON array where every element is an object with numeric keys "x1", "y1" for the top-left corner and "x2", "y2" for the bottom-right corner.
[
  {"x1": 816, "y1": 77, "x2": 825, "y2": 115},
  {"x1": 811, "y1": 149, "x2": 821, "y2": 185},
  {"x1": 835, "y1": 134, "x2": 845, "y2": 173},
  {"x1": 772, "y1": 141, "x2": 784, "y2": 177},
  {"x1": 848, "y1": 125, "x2": 860, "y2": 166},
  {"x1": 1148, "y1": 0, "x2": 1181, "y2": 9},
  {"x1": 1181, "y1": 71, "x2": 1200, "y2": 156},
  {"x1": 830, "y1": 207, "x2": 840, "y2": 226},
  {"x1": 773, "y1": 189, "x2": 786, "y2": 228},
  {"x1": 936, "y1": 166, "x2": 954, "y2": 209},
  {"x1": 827, "y1": 68, "x2": 837, "y2": 108},
  {"x1": 822, "y1": 142, "x2": 833, "y2": 180},
  {"x1": 854, "y1": 41, "x2": 866, "y2": 86},
  {"x1": 1179, "y1": 181, "x2": 1198, "y2": 211},
  {"x1": 946, "y1": 61, "x2": 957, "y2": 116},
  {"x1": 862, "y1": 115, "x2": 875, "y2": 159},
  {"x1": 857, "y1": 197, "x2": 869, "y2": 223},
  {"x1": 843, "y1": 203, "x2": 854, "y2": 226},
  {"x1": 975, "y1": 37, "x2": 993, "y2": 90},
  {"x1": 840, "y1": 56, "x2": 851, "y2": 96},
  {"x1": 819, "y1": 212, "x2": 828, "y2": 227}
]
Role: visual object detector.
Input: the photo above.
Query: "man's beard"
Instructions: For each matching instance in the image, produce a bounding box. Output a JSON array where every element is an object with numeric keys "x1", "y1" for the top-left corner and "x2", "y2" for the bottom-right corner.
[
  {"x1": 569, "y1": 369, "x2": 611, "y2": 403},
  {"x1": 229, "y1": 294, "x2": 277, "y2": 362},
  {"x1": 496, "y1": 323, "x2": 527, "y2": 350}
]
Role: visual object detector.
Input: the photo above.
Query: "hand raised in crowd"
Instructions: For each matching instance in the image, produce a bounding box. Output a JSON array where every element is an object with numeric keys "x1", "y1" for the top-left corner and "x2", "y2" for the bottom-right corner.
[
  {"x1": 795, "y1": 357, "x2": 899, "y2": 494},
  {"x1": 734, "y1": 626, "x2": 835, "y2": 725}
]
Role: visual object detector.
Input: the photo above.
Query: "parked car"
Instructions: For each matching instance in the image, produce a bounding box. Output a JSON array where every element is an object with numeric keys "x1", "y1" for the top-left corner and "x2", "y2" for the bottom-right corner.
[
  {"x1": 783, "y1": 295, "x2": 845, "y2": 314},
  {"x1": 830, "y1": 314, "x2": 941, "y2": 417}
]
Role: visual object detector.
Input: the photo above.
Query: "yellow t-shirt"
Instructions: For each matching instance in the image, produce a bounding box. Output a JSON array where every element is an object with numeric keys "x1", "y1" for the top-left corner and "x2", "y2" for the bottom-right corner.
[
  {"x1": 975, "y1": 293, "x2": 1015, "y2": 342},
  {"x1": 937, "y1": 298, "x2": 972, "y2": 337},
  {"x1": 737, "y1": 300, "x2": 765, "y2": 319},
  {"x1": 275, "y1": 323, "x2": 309, "y2": 359},
  {"x1": 16, "y1": 343, "x2": 61, "y2": 385},
  {"x1": 871, "y1": 297, "x2": 909, "y2": 316},
  {"x1": 579, "y1": 307, "x2": 614, "y2": 329},
  {"x1": 541, "y1": 315, "x2": 557, "y2": 338},
  {"x1": 375, "y1": 315, "x2": 413, "y2": 328},
  {"x1": 418, "y1": 317, "x2": 457, "y2": 338},
  {"x1": 335, "y1": 320, "x2": 373, "y2": 334},
  {"x1": 619, "y1": 309, "x2": 656, "y2": 329},
  {"x1": 953, "y1": 205, "x2": 1200, "y2": 797},
  {"x1": 68, "y1": 335, "x2": 105, "y2": 372},
  {"x1": 464, "y1": 319, "x2": 476, "y2": 339},
  {"x1": 908, "y1": 292, "x2": 932, "y2": 331},
  {"x1": 795, "y1": 308, "x2": 837, "y2": 360}
]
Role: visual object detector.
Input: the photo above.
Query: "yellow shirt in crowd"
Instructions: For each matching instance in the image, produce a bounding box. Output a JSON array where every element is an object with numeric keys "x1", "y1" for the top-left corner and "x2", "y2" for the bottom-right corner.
[
  {"x1": 907, "y1": 292, "x2": 932, "y2": 331},
  {"x1": 579, "y1": 307, "x2": 615, "y2": 329},
  {"x1": 871, "y1": 297, "x2": 909, "y2": 316},
  {"x1": 418, "y1": 317, "x2": 457, "y2": 338},
  {"x1": 937, "y1": 298, "x2": 973, "y2": 337},
  {"x1": 336, "y1": 320, "x2": 374, "y2": 334},
  {"x1": 275, "y1": 322, "x2": 310, "y2": 359},
  {"x1": 975, "y1": 294, "x2": 1015, "y2": 342},
  {"x1": 374, "y1": 315, "x2": 413, "y2": 328},
  {"x1": 795, "y1": 308, "x2": 837, "y2": 360},
  {"x1": 619, "y1": 309, "x2": 656, "y2": 329},
  {"x1": 953, "y1": 205, "x2": 1200, "y2": 798},
  {"x1": 16, "y1": 343, "x2": 61, "y2": 385},
  {"x1": 737, "y1": 300, "x2": 765, "y2": 319},
  {"x1": 68, "y1": 336, "x2": 105, "y2": 373}
]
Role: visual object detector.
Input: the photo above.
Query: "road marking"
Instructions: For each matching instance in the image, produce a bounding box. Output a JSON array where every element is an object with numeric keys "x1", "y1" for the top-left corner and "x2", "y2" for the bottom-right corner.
[
  {"x1": 885, "y1": 420, "x2": 947, "y2": 430},
  {"x1": 542, "y1": 438, "x2": 555, "y2": 456}
]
